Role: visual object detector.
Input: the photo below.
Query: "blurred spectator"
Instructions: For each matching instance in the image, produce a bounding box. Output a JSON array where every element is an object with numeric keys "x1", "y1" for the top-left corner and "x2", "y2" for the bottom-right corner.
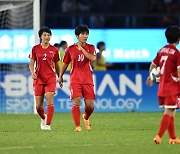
[
  {"x1": 145, "y1": 0, "x2": 165, "y2": 27},
  {"x1": 54, "y1": 43, "x2": 60, "y2": 49},
  {"x1": 90, "y1": 0, "x2": 113, "y2": 28},
  {"x1": 93, "y1": 41, "x2": 113, "y2": 71},
  {"x1": 61, "y1": 0, "x2": 77, "y2": 13},
  {"x1": 59, "y1": 41, "x2": 71, "y2": 71},
  {"x1": 145, "y1": 0, "x2": 178, "y2": 27},
  {"x1": 160, "y1": 0, "x2": 180, "y2": 26},
  {"x1": 61, "y1": 0, "x2": 77, "y2": 28},
  {"x1": 147, "y1": 0, "x2": 165, "y2": 13},
  {"x1": 76, "y1": 0, "x2": 91, "y2": 26},
  {"x1": 77, "y1": 0, "x2": 91, "y2": 12}
]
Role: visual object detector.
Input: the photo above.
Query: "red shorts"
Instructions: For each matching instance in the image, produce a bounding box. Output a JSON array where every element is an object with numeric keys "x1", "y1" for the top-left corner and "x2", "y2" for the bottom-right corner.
[
  {"x1": 70, "y1": 84, "x2": 95, "y2": 100},
  {"x1": 33, "y1": 82, "x2": 56, "y2": 96},
  {"x1": 158, "y1": 95, "x2": 180, "y2": 109}
]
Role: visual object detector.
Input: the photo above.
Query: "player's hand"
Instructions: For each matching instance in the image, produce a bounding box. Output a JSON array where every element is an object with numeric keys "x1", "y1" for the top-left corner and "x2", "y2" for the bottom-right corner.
[
  {"x1": 76, "y1": 44, "x2": 83, "y2": 51},
  {"x1": 146, "y1": 76, "x2": 153, "y2": 87},
  {"x1": 58, "y1": 76, "x2": 63, "y2": 88},
  {"x1": 32, "y1": 72, "x2": 37, "y2": 80}
]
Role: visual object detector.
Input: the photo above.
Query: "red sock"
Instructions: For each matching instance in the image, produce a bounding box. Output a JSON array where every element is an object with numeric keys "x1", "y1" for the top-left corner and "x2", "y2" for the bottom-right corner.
[
  {"x1": 158, "y1": 114, "x2": 171, "y2": 138},
  {"x1": 84, "y1": 106, "x2": 94, "y2": 120},
  {"x1": 46, "y1": 104, "x2": 54, "y2": 125},
  {"x1": 168, "y1": 117, "x2": 176, "y2": 139},
  {"x1": 72, "y1": 105, "x2": 80, "y2": 127},
  {"x1": 36, "y1": 107, "x2": 45, "y2": 119}
]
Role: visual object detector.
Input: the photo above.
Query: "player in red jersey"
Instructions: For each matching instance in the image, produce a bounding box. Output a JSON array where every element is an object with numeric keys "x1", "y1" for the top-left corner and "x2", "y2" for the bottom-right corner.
[
  {"x1": 29, "y1": 27, "x2": 61, "y2": 130},
  {"x1": 59, "y1": 25, "x2": 96, "y2": 132},
  {"x1": 146, "y1": 25, "x2": 180, "y2": 144}
]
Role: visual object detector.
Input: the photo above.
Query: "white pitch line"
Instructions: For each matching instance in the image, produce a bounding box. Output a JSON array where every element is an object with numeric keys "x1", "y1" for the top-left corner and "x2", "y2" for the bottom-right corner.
[{"x1": 0, "y1": 144, "x2": 115, "y2": 151}]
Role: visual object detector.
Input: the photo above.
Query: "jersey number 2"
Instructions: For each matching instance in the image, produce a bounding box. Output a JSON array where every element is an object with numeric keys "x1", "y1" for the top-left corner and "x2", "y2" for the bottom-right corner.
[{"x1": 43, "y1": 53, "x2": 47, "y2": 60}]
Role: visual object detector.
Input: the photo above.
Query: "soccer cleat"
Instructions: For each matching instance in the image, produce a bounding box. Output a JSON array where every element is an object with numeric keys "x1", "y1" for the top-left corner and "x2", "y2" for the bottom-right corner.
[
  {"x1": 153, "y1": 135, "x2": 161, "y2": 144},
  {"x1": 74, "y1": 126, "x2": 82, "y2": 132},
  {"x1": 169, "y1": 138, "x2": 180, "y2": 144},
  {"x1": 40, "y1": 114, "x2": 47, "y2": 129},
  {"x1": 42, "y1": 125, "x2": 51, "y2": 130},
  {"x1": 82, "y1": 114, "x2": 91, "y2": 131}
]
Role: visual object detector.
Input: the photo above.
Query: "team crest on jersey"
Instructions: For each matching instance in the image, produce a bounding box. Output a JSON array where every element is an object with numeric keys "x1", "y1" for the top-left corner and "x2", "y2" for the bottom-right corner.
[{"x1": 49, "y1": 51, "x2": 54, "y2": 54}]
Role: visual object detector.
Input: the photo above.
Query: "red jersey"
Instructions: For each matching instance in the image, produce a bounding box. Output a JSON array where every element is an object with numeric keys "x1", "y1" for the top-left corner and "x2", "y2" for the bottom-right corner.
[
  {"x1": 63, "y1": 43, "x2": 96, "y2": 85},
  {"x1": 153, "y1": 44, "x2": 180, "y2": 96},
  {"x1": 29, "y1": 44, "x2": 60, "y2": 84}
]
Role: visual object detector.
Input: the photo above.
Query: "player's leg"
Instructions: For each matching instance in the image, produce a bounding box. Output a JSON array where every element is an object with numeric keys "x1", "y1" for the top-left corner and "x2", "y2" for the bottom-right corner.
[
  {"x1": 154, "y1": 96, "x2": 171, "y2": 144},
  {"x1": 72, "y1": 97, "x2": 82, "y2": 132},
  {"x1": 45, "y1": 92, "x2": 55, "y2": 129},
  {"x1": 70, "y1": 84, "x2": 82, "y2": 132},
  {"x1": 83, "y1": 84, "x2": 95, "y2": 131},
  {"x1": 34, "y1": 84, "x2": 46, "y2": 129},
  {"x1": 154, "y1": 108, "x2": 171, "y2": 144},
  {"x1": 83, "y1": 99, "x2": 94, "y2": 131},
  {"x1": 36, "y1": 96, "x2": 45, "y2": 119},
  {"x1": 168, "y1": 109, "x2": 176, "y2": 141},
  {"x1": 44, "y1": 82, "x2": 56, "y2": 130},
  {"x1": 34, "y1": 84, "x2": 45, "y2": 118},
  {"x1": 166, "y1": 95, "x2": 180, "y2": 144}
]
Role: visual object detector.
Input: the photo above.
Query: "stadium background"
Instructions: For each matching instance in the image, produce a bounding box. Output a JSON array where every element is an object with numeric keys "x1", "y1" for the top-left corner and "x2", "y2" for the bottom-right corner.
[{"x1": 0, "y1": 0, "x2": 180, "y2": 113}]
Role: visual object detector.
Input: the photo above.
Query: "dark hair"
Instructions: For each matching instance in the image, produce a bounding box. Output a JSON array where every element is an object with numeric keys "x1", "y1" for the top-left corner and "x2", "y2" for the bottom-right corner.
[
  {"x1": 97, "y1": 41, "x2": 105, "y2": 49},
  {"x1": 165, "y1": 25, "x2": 180, "y2": 43},
  {"x1": 54, "y1": 43, "x2": 60, "y2": 48},
  {"x1": 75, "y1": 25, "x2": 89, "y2": 36},
  {"x1": 59, "y1": 40, "x2": 67, "y2": 47},
  {"x1": 38, "y1": 26, "x2": 52, "y2": 38}
]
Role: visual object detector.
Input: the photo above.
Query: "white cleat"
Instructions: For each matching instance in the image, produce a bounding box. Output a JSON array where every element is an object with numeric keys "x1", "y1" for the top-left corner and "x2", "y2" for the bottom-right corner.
[
  {"x1": 40, "y1": 114, "x2": 47, "y2": 130},
  {"x1": 42, "y1": 125, "x2": 51, "y2": 130}
]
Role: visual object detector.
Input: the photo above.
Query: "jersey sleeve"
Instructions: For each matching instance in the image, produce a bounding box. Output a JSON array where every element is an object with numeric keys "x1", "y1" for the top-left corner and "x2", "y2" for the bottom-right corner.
[
  {"x1": 90, "y1": 45, "x2": 96, "y2": 56},
  {"x1": 176, "y1": 51, "x2": 180, "y2": 67},
  {"x1": 29, "y1": 46, "x2": 36, "y2": 61},
  {"x1": 63, "y1": 47, "x2": 71, "y2": 64},
  {"x1": 153, "y1": 52, "x2": 160, "y2": 66}
]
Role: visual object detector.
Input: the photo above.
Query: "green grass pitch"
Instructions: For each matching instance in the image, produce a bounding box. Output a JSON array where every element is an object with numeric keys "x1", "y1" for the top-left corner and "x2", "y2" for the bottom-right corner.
[{"x1": 1, "y1": 112, "x2": 180, "y2": 154}]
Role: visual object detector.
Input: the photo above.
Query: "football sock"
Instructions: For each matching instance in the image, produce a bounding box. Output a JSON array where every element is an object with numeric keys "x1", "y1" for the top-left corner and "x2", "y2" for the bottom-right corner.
[
  {"x1": 46, "y1": 104, "x2": 54, "y2": 125},
  {"x1": 84, "y1": 106, "x2": 94, "y2": 120},
  {"x1": 36, "y1": 107, "x2": 45, "y2": 119},
  {"x1": 72, "y1": 105, "x2": 80, "y2": 127},
  {"x1": 168, "y1": 117, "x2": 176, "y2": 139},
  {"x1": 158, "y1": 114, "x2": 171, "y2": 138}
]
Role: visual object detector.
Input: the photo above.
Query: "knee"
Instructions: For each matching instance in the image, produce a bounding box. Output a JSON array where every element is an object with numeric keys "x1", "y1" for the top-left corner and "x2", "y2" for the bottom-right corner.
[
  {"x1": 86, "y1": 103, "x2": 94, "y2": 109},
  {"x1": 73, "y1": 97, "x2": 81, "y2": 106}
]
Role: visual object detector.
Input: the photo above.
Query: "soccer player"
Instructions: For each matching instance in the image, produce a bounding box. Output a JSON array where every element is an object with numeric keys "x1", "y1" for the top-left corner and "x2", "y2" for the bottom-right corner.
[
  {"x1": 146, "y1": 25, "x2": 180, "y2": 144},
  {"x1": 29, "y1": 27, "x2": 61, "y2": 130},
  {"x1": 93, "y1": 41, "x2": 112, "y2": 70},
  {"x1": 59, "y1": 25, "x2": 96, "y2": 132}
]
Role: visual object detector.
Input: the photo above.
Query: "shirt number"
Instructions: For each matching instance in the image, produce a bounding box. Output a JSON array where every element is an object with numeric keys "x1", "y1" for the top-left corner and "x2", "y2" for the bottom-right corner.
[
  {"x1": 78, "y1": 54, "x2": 84, "y2": 61},
  {"x1": 43, "y1": 53, "x2": 47, "y2": 60},
  {"x1": 160, "y1": 56, "x2": 168, "y2": 74}
]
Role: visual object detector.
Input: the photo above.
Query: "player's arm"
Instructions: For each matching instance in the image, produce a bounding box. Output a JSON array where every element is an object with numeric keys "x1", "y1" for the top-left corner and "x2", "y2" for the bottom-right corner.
[
  {"x1": 146, "y1": 62, "x2": 157, "y2": 87},
  {"x1": 29, "y1": 59, "x2": 37, "y2": 80},
  {"x1": 77, "y1": 45, "x2": 96, "y2": 61},
  {"x1": 177, "y1": 66, "x2": 180, "y2": 80},
  {"x1": 149, "y1": 62, "x2": 157, "y2": 74},
  {"x1": 96, "y1": 58, "x2": 113, "y2": 67},
  {"x1": 177, "y1": 53, "x2": 180, "y2": 80},
  {"x1": 59, "y1": 63, "x2": 69, "y2": 88},
  {"x1": 55, "y1": 61, "x2": 61, "y2": 77}
]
